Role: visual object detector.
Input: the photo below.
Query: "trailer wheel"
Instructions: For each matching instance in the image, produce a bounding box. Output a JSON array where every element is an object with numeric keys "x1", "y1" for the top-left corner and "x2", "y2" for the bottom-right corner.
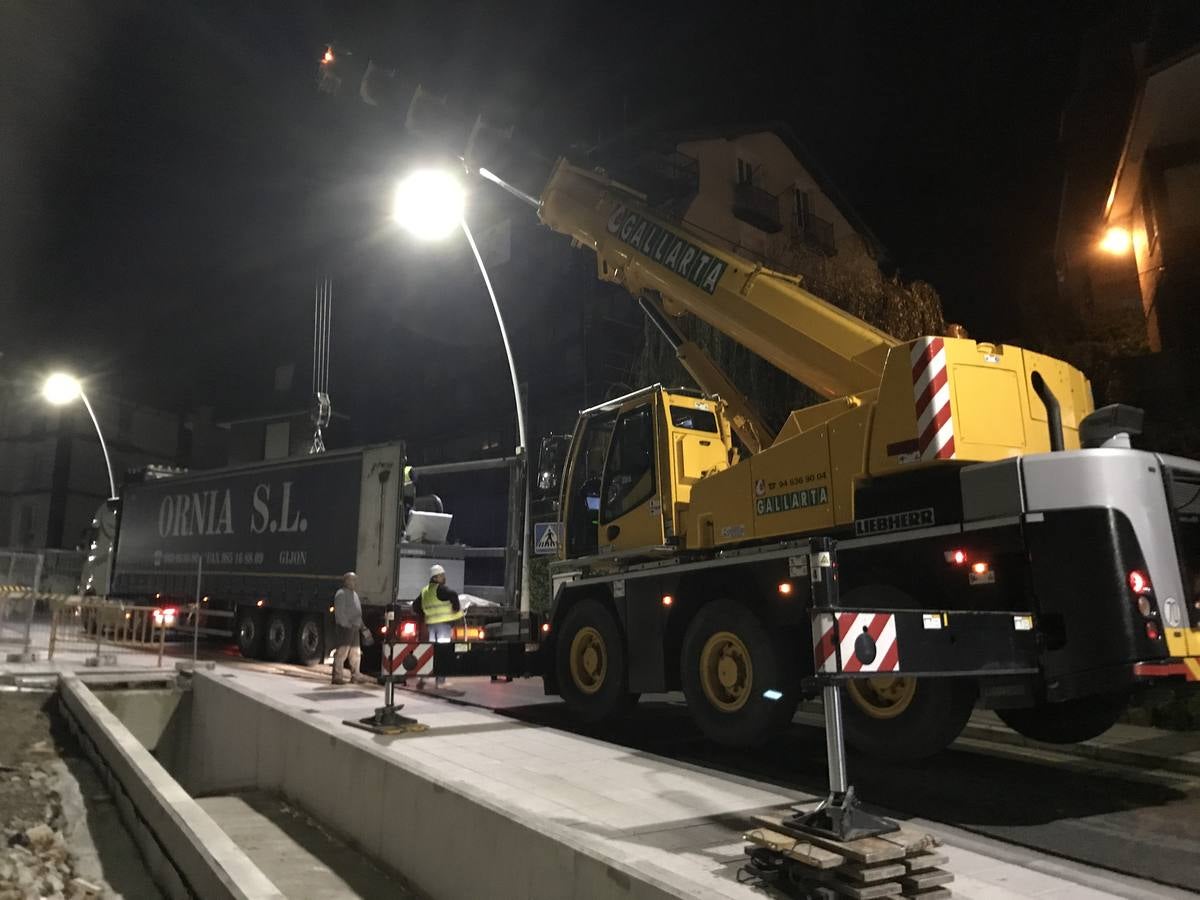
[
  {"x1": 235, "y1": 607, "x2": 265, "y2": 659},
  {"x1": 294, "y1": 614, "x2": 325, "y2": 667},
  {"x1": 680, "y1": 598, "x2": 798, "y2": 748},
  {"x1": 841, "y1": 677, "x2": 975, "y2": 760},
  {"x1": 995, "y1": 691, "x2": 1128, "y2": 744},
  {"x1": 263, "y1": 611, "x2": 295, "y2": 662},
  {"x1": 555, "y1": 599, "x2": 636, "y2": 724}
]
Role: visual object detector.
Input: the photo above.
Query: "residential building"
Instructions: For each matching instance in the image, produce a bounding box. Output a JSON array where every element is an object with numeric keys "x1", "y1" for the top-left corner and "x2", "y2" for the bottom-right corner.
[
  {"x1": 0, "y1": 375, "x2": 184, "y2": 550},
  {"x1": 220, "y1": 361, "x2": 350, "y2": 464},
  {"x1": 1054, "y1": 10, "x2": 1200, "y2": 351},
  {"x1": 602, "y1": 123, "x2": 888, "y2": 283},
  {"x1": 1101, "y1": 43, "x2": 1200, "y2": 352}
]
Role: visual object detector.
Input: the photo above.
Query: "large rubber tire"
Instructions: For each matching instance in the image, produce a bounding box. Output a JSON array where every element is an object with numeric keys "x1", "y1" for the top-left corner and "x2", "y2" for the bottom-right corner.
[
  {"x1": 841, "y1": 676, "x2": 976, "y2": 761},
  {"x1": 680, "y1": 598, "x2": 799, "y2": 749},
  {"x1": 996, "y1": 691, "x2": 1128, "y2": 744},
  {"x1": 294, "y1": 614, "x2": 325, "y2": 667},
  {"x1": 554, "y1": 598, "x2": 636, "y2": 725},
  {"x1": 235, "y1": 607, "x2": 265, "y2": 659},
  {"x1": 263, "y1": 611, "x2": 295, "y2": 663}
]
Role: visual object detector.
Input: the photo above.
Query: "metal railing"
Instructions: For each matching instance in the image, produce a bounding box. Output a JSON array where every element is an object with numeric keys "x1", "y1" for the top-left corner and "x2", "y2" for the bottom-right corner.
[
  {"x1": 0, "y1": 548, "x2": 85, "y2": 595},
  {"x1": 733, "y1": 181, "x2": 783, "y2": 232},
  {"x1": 48, "y1": 596, "x2": 170, "y2": 666}
]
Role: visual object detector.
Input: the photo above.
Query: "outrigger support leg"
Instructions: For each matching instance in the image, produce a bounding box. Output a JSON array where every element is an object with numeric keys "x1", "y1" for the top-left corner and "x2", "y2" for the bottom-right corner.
[
  {"x1": 780, "y1": 681, "x2": 897, "y2": 841},
  {"x1": 779, "y1": 537, "x2": 897, "y2": 843}
]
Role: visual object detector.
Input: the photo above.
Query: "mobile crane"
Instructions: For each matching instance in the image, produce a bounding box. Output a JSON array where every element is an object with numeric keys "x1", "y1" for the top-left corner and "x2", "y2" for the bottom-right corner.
[{"x1": 320, "y1": 49, "x2": 1200, "y2": 758}]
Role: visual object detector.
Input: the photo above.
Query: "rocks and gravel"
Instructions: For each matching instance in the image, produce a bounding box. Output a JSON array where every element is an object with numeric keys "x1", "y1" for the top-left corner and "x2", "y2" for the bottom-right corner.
[{"x1": 0, "y1": 693, "x2": 130, "y2": 899}]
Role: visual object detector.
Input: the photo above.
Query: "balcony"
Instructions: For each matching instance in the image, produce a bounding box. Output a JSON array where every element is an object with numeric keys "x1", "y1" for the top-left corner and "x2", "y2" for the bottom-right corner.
[
  {"x1": 732, "y1": 181, "x2": 782, "y2": 233},
  {"x1": 612, "y1": 150, "x2": 699, "y2": 210},
  {"x1": 793, "y1": 212, "x2": 836, "y2": 256}
]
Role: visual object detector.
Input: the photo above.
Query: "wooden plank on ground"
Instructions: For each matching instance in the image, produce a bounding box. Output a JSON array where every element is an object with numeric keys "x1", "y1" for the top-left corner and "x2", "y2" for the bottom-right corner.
[
  {"x1": 753, "y1": 816, "x2": 905, "y2": 864},
  {"x1": 903, "y1": 852, "x2": 949, "y2": 873},
  {"x1": 877, "y1": 825, "x2": 939, "y2": 854},
  {"x1": 841, "y1": 862, "x2": 907, "y2": 883},
  {"x1": 901, "y1": 887, "x2": 950, "y2": 900},
  {"x1": 743, "y1": 828, "x2": 844, "y2": 869},
  {"x1": 901, "y1": 870, "x2": 953, "y2": 891},
  {"x1": 820, "y1": 874, "x2": 904, "y2": 900}
]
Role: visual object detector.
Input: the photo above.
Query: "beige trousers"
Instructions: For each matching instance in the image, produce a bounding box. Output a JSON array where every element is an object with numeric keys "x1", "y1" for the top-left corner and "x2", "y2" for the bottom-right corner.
[{"x1": 332, "y1": 643, "x2": 361, "y2": 681}]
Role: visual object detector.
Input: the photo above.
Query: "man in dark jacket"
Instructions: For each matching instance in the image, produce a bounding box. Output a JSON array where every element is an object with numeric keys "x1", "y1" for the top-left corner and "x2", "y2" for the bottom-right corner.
[{"x1": 414, "y1": 563, "x2": 462, "y2": 687}]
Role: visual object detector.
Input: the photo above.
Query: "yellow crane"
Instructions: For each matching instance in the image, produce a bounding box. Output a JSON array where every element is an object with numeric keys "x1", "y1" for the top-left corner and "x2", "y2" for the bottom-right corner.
[{"x1": 325, "y1": 50, "x2": 1200, "y2": 758}]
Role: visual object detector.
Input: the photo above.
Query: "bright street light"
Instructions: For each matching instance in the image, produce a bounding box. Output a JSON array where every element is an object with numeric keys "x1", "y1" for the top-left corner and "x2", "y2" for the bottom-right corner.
[
  {"x1": 41, "y1": 372, "x2": 118, "y2": 501},
  {"x1": 392, "y1": 168, "x2": 533, "y2": 613},
  {"x1": 42, "y1": 372, "x2": 82, "y2": 406},
  {"x1": 1099, "y1": 225, "x2": 1131, "y2": 256},
  {"x1": 392, "y1": 169, "x2": 466, "y2": 241}
]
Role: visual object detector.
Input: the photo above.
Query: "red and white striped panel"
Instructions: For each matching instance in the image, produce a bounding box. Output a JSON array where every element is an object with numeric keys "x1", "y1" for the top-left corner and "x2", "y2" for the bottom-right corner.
[
  {"x1": 813, "y1": 612, "x2": 900, "y2": 674},
  {"x1": 384, "y1": 642, "x2": 435, "y2": 676},
  {"x1": 812, "y1": 612, "x2": 840, "y2": 674},
  {"x1": 910, "y1": 337, "x2": 955, "y2": 461}
]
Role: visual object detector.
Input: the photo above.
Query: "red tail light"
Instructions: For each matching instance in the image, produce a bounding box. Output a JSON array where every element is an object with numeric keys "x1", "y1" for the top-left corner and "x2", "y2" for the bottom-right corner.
[
  {"x1": 1146, "y1": 621, "x2": 1161, "y2": 640},
  {"x1": 400, "y1": 621, "x2": 417, "y2": 638},
  {"x1": 1128, "y1": 570, "x2": 1151, "y2": 595}
]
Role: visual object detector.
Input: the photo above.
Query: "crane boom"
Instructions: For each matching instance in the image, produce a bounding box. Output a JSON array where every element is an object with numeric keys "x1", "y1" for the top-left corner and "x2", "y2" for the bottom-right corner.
[{"x1": 398, "y1": 86, "x2": 900, "y2": 401}]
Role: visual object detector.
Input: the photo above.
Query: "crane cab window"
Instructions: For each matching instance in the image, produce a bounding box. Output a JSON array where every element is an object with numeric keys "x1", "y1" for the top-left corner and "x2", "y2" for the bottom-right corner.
[
  {"x1": 565, "y1": 413, "x2": 615, "y2": 558},
  {"x1": 669, "y1": 405, "x2": 718, "y2": 432},
  {"x1": 601, "y1": 406, "x2": 657, "y2": 524}
]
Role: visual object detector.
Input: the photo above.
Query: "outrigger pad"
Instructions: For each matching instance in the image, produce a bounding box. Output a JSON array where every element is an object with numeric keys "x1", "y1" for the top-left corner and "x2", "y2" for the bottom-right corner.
[
  {"x1": 343, "y1": 704, "x2": 428, "y2": 736},
  {"x1": 779, "y1": 787, "x2": 898, "y2": 843}
]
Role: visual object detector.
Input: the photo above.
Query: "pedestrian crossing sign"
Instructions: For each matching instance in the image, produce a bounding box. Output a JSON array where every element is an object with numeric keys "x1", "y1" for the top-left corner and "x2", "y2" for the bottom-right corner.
[{"x1": 534, "y1": 522, "x2": 564, "y2": 555}]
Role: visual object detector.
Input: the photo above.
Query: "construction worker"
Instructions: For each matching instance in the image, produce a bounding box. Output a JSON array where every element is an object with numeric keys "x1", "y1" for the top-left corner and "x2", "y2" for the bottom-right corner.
[
  {"x1": 332, "y1": 571, "x2": 370, "y2": 685},
  {"x1": 414, "y1": 563, "x2": 462, "y2": 688}
]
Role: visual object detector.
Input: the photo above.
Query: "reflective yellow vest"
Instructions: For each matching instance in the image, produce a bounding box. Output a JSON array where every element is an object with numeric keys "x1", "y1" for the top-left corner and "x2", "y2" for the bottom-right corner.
[{"x1": 420, "y1": 581, "x2": 463, "y2": 625}]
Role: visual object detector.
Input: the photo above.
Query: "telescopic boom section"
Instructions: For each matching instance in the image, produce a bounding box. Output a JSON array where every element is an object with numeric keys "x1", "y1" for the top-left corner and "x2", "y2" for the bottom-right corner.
[{"x1": 403, "y1": 87, "x2": 900, "y2": 401}]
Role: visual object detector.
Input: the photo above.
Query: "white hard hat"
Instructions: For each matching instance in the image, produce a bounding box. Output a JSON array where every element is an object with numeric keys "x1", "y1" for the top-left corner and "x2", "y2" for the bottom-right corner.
[{"x1": 430, "y1": 564, "x2": 445, "y2": 577}]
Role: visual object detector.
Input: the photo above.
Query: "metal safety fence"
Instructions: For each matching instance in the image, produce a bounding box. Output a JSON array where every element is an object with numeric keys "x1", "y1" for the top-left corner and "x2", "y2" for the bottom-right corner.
[{"x1": 47, "y1": 596, "x2": 170, "y2": 666}]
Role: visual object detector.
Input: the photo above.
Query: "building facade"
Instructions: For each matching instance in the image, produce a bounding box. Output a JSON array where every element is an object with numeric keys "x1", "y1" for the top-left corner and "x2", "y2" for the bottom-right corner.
[{"x1": 0, "y1": 377, "x2": 184, "y2": 550}]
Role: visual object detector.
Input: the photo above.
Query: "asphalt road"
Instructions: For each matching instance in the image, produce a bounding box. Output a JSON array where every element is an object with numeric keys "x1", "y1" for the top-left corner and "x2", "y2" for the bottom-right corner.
[{"x1": 391, "y1": 675, "x2": 1200, "y2": 894}]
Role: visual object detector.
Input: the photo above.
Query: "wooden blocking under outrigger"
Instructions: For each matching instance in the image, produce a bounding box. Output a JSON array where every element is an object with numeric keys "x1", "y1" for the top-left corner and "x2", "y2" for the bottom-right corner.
[{"x1": 741, "y1": 817, "x2": 954, "y2": 900}]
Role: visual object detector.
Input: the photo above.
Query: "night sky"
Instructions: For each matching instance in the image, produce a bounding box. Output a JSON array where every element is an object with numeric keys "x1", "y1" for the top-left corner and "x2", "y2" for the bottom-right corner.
[{"x1": 1, "y1": 1, "x2": 1142, "y2": 423}]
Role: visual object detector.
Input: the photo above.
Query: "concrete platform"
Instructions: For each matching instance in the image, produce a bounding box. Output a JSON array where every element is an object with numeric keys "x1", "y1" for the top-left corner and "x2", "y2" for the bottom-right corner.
[
  {"x1": 183, "y1": 667, "x2": 1188, "y2": 900},
  {"x1": 197, "y1": 792, "x2": 416, "y2": 899}
]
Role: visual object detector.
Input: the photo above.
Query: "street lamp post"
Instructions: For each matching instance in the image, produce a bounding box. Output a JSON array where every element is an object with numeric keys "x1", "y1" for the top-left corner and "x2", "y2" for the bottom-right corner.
[
  {"x1": 393, "y1": 170, "x2": 533, "y2": 613},
  {"x1": 43, "y1": 373, "x2": 118, "y2": 501}
]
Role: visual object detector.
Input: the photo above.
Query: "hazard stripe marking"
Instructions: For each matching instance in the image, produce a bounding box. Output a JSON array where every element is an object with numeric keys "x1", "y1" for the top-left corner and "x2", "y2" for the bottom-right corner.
[{"x1": 910, "y1": 336, "x2": 955, "y2": 461}]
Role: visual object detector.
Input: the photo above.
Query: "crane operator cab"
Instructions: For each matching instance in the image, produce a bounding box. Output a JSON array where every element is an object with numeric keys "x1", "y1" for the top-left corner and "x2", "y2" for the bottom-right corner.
[{"x1": 547, "y1": 386, "x2": 733, "y2": 561}]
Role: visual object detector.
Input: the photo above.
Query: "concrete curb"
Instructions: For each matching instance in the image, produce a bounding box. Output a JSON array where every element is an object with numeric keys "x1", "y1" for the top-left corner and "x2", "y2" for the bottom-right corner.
[
  {"x1": 190, "y1": 669, "x2": 742, "y2": 900},
  {"x1": 58, "y1": 674, "x2": 285, "y2": 900}
]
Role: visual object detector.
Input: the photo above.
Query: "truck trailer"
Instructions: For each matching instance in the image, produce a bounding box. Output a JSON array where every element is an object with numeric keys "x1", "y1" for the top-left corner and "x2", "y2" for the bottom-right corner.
[{"x1": 81, "y1": 443, "x2": 407, "y2": 664}]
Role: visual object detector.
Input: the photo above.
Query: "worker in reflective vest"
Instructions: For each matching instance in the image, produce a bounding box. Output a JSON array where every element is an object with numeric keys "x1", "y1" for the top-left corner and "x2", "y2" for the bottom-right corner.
[{"x1": 414, "y1": 563, "x2": 462, "y2": 687}]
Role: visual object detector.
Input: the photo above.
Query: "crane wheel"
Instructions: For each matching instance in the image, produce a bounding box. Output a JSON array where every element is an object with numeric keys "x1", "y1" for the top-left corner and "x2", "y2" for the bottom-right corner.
[
  {"x1": 555, "y1": 599, "x2": 637, "y2": 724},
  {"x1": 841, "y1": 677, "x2": 975, "y2": 760},
  {"x1": 996, "y1": 691, "x2": 1128, "y2": 744},
  {"x1": 680, "y1": 598, "x2": 798, "y2": 748}
]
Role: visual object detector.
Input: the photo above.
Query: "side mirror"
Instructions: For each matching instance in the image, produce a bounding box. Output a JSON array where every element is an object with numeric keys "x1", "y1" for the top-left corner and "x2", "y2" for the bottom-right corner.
[{"x1": 536, "y1": 434, "x2": 570, "y2": 496}]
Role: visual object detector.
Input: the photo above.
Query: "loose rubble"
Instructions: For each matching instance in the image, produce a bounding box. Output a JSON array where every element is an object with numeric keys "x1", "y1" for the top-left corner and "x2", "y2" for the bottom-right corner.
[{"x1": 0, "y1": 698, "x2": 102, "y2": 900}]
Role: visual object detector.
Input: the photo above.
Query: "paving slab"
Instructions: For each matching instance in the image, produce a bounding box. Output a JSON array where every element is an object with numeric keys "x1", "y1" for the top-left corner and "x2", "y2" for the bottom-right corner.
[{"x1": 194, "y1": 666, "x2": 1187, "y2": 900}]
